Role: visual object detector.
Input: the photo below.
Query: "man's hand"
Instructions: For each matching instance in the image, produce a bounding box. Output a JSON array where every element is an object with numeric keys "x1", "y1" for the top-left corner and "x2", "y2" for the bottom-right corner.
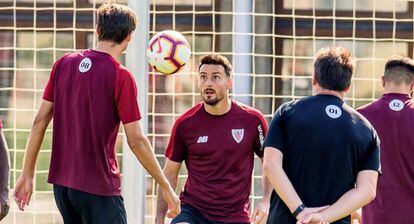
[
  {"x1": 251, "y1": 200, "x2": 270, "y2": 224},
  {"x1": 351, "y1": 210, "x2": 362, "y2": 224},
  {"x1": 0, "y1": 193, "x2": 10, "y2": 221},
  {"x1": 296, "y1": 206, "x2": 329, "y2": 222},
  {"x1": 297, "y1": 212, "x2": 329, "y2": 224},
  {"x1": 13, "y1": 175, "x2": 34, "y2": 211},
  {"x1": 162, "y1": 186, "x2": 181, "y2": 219}
]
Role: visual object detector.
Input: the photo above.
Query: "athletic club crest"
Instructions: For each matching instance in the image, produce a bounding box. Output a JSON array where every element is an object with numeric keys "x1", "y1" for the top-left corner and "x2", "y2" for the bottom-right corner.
[{"x1": 231, "y1": 129, "x2": 244, "y2": 143}]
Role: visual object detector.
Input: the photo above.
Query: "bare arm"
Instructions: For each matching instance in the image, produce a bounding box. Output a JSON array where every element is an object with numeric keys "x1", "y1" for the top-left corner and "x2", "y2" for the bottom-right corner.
[
  {"x1": 262, "y1": 147, "x2": 329, "y2": 222},
  {"x1": 262, "y1": 147, "x2": 303, "y2": 212},
  {"x1": 155, "y1": 159, "x2": 181, "y2": 224},
  {"x1": 14, "y1": 100, "x2": 53, "y2": 210},
  {"x1": 317, "y1": 171, "x2": 377, "y2": 222},
  {"x1": 300, "y1": 171, "x2": 377, "y2": 223},
  {"x1": 123, "y1": 121, "x2": 180, "y2": 218},
  {"x1": 260, "y1": 157, "x2": 273, "y2": 203},
  {"x1": 124, "y1": 121, "x2": 173, "y2": 190},
  {"x1": 251, "y1": 157, "x2": 274, "y2": 224},
  {"x1": 0, "y1": 128, "x2": 10, "y2": 220},
  {"x1": 22, "y1": 101, "x2": 53, "y2": 177}
]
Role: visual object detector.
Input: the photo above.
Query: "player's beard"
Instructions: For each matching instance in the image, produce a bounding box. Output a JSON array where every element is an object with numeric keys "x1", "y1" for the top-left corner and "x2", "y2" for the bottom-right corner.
[{"x1": 202, "y1": 91, "x2": 224, "y2": 106}]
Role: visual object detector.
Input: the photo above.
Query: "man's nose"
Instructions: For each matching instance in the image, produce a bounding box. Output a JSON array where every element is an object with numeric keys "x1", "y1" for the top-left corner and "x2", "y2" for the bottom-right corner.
[{"x1": 204, "y1": 77, "x2": 213, "y2": 86}]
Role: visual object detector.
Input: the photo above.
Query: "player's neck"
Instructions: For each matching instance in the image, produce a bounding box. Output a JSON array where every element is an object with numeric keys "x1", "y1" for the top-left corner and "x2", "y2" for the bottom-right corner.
[
  {"x1": 383, "y1": 83, "x2": 411, "y2": 95},
  {"x1": 204, "y1": 98, "x2": 232, "y2": 116},
  {"x1": 94, "y1": 41, "x2": 124, "y2": 59},
  {"x1": 314, "y1": 88, "x2": 344, "y2": 99}
]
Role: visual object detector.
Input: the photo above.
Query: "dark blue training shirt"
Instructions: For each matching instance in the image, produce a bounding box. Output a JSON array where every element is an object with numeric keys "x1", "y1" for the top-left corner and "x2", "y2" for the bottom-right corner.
[{"x1": 264, "y1": 94, "x2": 381, "y2": 224}]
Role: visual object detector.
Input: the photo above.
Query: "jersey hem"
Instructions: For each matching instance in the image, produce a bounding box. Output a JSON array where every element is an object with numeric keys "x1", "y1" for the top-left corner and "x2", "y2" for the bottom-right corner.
[
  {"x1": 48, "y1": 180, "x2": 121, "y2": 196},
  {"x1": 181, "y1": 199, "x2": 250, "y2": 223}
]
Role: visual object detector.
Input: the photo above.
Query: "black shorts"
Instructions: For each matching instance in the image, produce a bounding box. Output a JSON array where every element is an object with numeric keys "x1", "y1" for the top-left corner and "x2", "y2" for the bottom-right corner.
[
  {"x1": 171, "y1": 203, "x2": 249, "y2": 224},
  {"x1": 53, "y1": 185, "x2": 126, "y2": 224}
]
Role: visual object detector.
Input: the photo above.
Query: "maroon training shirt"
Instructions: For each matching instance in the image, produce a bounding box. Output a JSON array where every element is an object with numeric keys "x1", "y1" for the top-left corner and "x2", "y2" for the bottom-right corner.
[
  {"x1": 43, "y1": 49, "x2": 141, "y2": 196},
  {"x1": 358, "y1": 93, "x2": 414, "y2": 224},
  {"x1": 165, "y1": 100, "x2": 268, "y2": 222}
]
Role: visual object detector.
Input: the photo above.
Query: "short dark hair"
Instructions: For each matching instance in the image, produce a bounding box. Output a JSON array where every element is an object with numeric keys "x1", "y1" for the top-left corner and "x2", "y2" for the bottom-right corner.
[
  {"x1": 198, "y1": 54, "x2": 233, "y2": 77},
  {"x1": 97, "y1": 3, "x2": 137, "y2": 44},
  {"x1": 314, "y1": 47, "x2": 355, "y2": 91},
  {"x1": 384, "y1": 55, "x2": 414, "y2": 84}
]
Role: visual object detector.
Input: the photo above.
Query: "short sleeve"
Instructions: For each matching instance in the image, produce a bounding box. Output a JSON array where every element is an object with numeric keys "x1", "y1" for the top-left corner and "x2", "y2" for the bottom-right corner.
[
  {"x1": 115, "y1": 68, "x2": 141, "y2": 124},
  {"x1": 263, "y1": 103, "x2": 289, "y2": 154},
  {"x1": 359, "y1": 129, "x2": 381, "y2": 174},
  {"x1": 42, "y1": 55, "x2": 65, "y2": 102},
  {"x1": 165, "y1": 120, "x2": 186, "y2": 162},
  {"x1": 253, "y1": 112, "x2": 268, "y2": 158}
]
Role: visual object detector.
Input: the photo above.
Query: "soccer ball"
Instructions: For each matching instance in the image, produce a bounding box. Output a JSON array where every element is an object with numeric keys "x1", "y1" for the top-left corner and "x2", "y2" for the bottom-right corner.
[{"x1": 147, "y1": 30, "x2": 191, "y2": 75}]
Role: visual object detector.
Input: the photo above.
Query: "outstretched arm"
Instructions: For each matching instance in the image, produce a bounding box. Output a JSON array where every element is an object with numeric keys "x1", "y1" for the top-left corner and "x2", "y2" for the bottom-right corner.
[
  {"x1": 155, "y1": 159, "x2": 182, "y2": 224},
  {"x1": 123, "y1": 121, "x2": 181, "y2": 220}
]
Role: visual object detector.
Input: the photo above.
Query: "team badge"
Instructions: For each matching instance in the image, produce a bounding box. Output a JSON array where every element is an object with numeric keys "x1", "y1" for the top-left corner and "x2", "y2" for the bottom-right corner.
[{"x1": 231, "y1": 129, "x2": 244, "y2": 143}]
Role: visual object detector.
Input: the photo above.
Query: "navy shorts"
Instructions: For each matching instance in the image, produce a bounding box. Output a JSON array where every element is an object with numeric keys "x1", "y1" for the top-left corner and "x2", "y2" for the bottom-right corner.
[
  {"x1": 171, "y1": 203, "x2": 249, "y2": 224},
  {"x1": 53, "y1": 185, "x2": 126, "y2": 224}
]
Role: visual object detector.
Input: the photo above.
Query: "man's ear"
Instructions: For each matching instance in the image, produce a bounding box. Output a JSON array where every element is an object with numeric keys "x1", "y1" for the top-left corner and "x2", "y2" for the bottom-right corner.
[
  {"x1": 343, "y1": 83, "x2": 352, "y2": 94},
  {"x1": 226, "y1": 75, "x2": 233, "y2": 90},
  {"x1": 126, "y1": 33, "x2": 132, "y2": 42}
]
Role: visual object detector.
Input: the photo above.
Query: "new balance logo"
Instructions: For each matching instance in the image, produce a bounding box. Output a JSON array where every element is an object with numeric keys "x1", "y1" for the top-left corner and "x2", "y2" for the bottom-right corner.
[{"x1": 197, "y1": 136, "x2": 208, "y2": 143}]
